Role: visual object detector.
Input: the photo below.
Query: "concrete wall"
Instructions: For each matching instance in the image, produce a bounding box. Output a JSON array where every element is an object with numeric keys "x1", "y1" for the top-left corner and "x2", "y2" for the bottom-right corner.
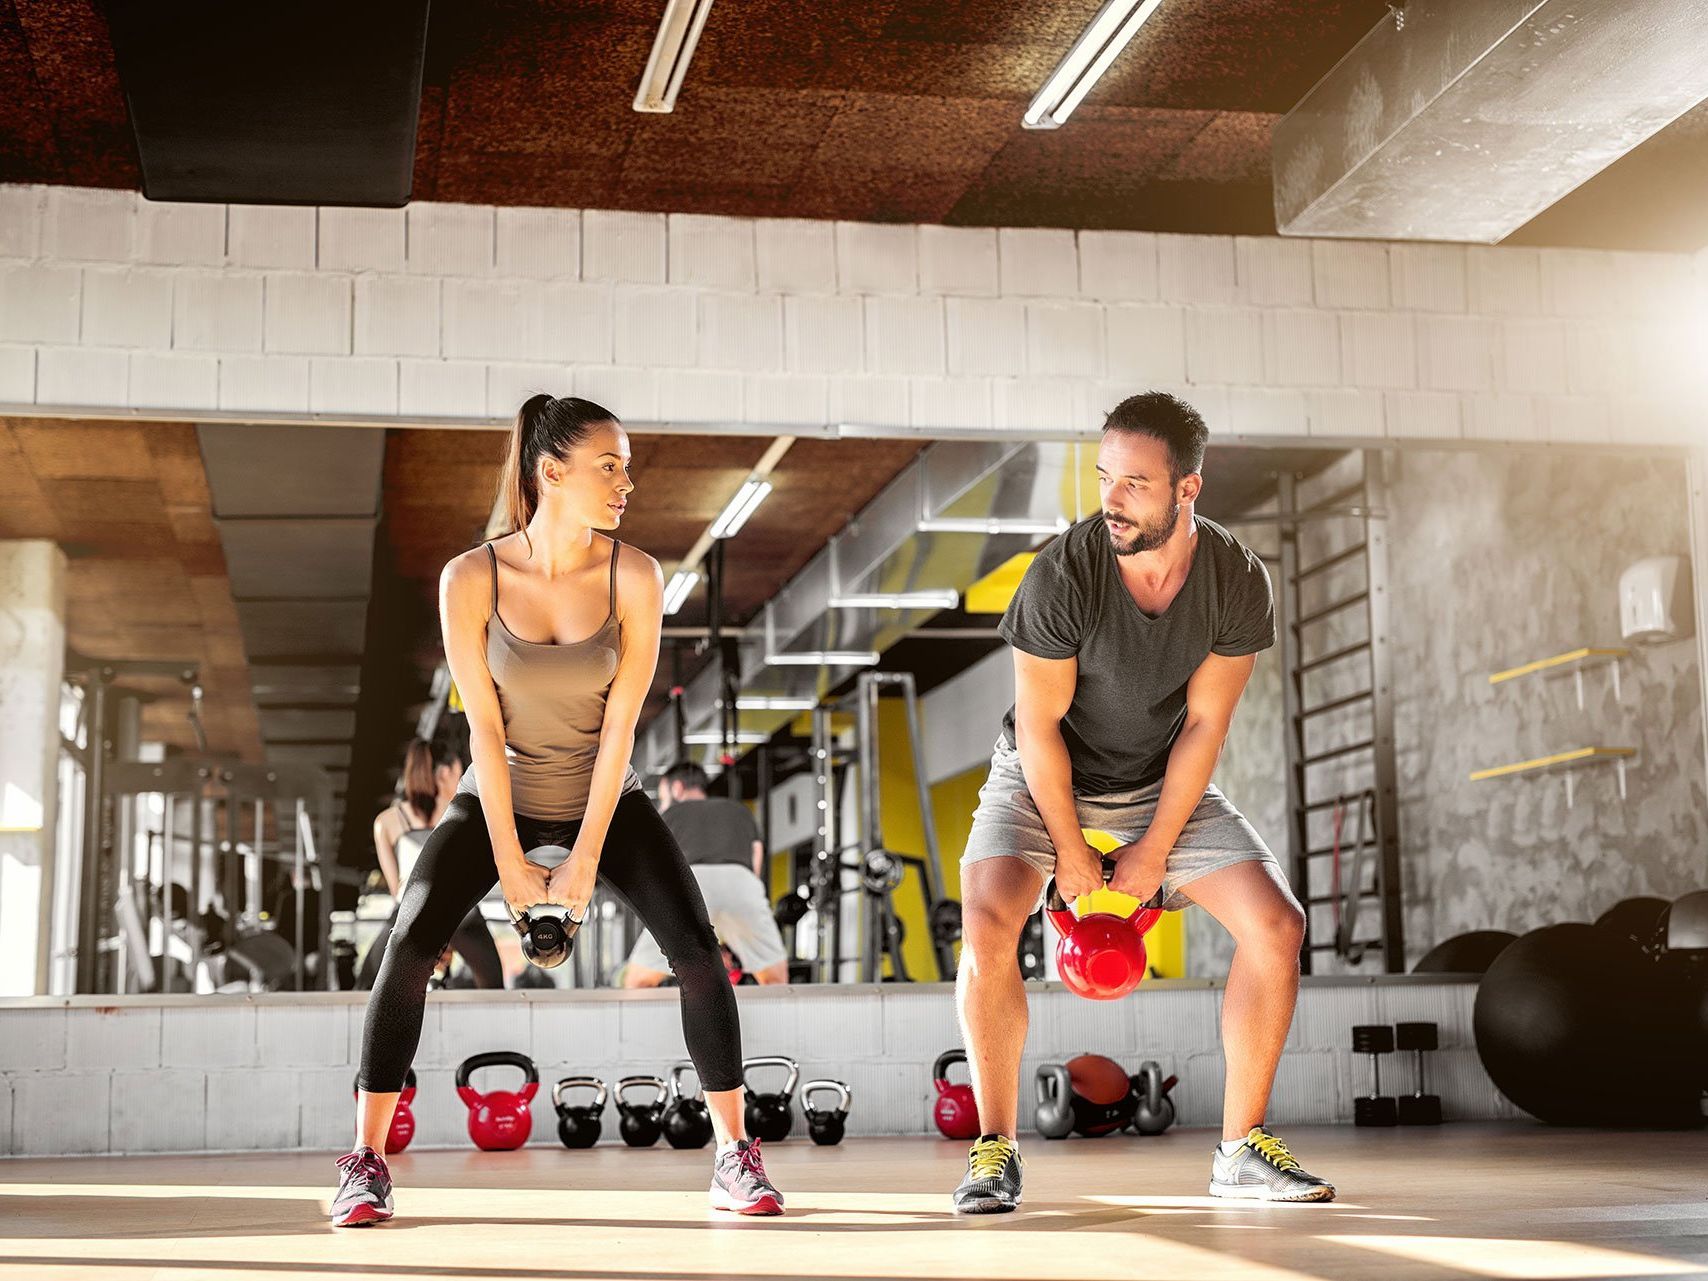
[
  {"x1": 0, "y1": 979, "x2": 1503, "y2": 1156},
  {"x1": 1, "y1": 183, "x2": 1703, "y2": 448}
]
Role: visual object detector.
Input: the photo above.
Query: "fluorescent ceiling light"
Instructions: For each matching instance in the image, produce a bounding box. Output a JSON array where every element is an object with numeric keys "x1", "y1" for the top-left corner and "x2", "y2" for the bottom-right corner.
[
  {"x1": 918, "y1": 516, "x2": 1069, "y2": 535},
  {"x1": 662, "y1": 570, "x2": 699, "y2": 615},
  {"x1": 764, "y1": 651, "x2": 881, "y2": 668},
  {"x1": 634, "y1": 0, "x2": 715, "y2": 114},
  {"x1": 709, "y1": 479, "x2": 772, "y2": 539},
  {"x1": 683, "y1": 730, "x2": 770, "y2": 745},
  {"x1": 829, "y1": 590, "x2": 960, "y2": 611},
  {"x1": 734, "y1": 695, "x2": 817, "y2": 711},
  {"x1": 1023, "y1": 0, "x2": 1165, "y2": 130}
]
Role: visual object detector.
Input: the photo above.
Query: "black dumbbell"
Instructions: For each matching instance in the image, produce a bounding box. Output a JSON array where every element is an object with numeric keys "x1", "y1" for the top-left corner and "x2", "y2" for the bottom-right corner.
[
  {"x1": 1352, "y1": 1024, "x2": 1398, "y2": 1127},
  {"x1": 1395, "y1": 1022, "x2": 1443, "y2": 1126}
]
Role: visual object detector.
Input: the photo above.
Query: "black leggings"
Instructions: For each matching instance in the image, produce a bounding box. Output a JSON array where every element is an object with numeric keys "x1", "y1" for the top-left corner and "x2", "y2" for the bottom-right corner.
[
  {"x1": 357, "y1": 789, "x2": 743, "y2": 1093},
  {"x1": 355, "y1": 904, "x2": 503, "y2": 990}
]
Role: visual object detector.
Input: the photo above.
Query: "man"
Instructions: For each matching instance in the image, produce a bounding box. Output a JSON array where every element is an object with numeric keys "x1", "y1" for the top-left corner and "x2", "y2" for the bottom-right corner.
[
  {"x1": 951, "y1": 391, "x2": 1332, "y2": 1213},
  {"x1": 622, "y1": 762, "x2": 791, "y2": 987}
]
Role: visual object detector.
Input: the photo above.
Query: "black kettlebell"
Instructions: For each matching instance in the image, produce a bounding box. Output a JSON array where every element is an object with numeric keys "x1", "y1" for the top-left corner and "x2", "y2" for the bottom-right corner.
[
  {"x1": 509, "y1": 844, "x2": 584, "y2": 969},
  {"x1": 616, "y1": 1075, "x2": 668, "y2": 1148},
  {"x1": 1128, "y1": 1061, "x2": 1178, "y2": 1136},
  {"x1": 801, "y1": 1079, "x2": 852, "y2": 1146},
  {"x1": 742, "y1": 1055, "x2": 799, "y2": 1142},
  {"x1": 662, "y1": 1061, "x2": 714, "y2": 1149},
  {"x1": 552, "y1": 1075, "x2": 607, "y2": 1149}
]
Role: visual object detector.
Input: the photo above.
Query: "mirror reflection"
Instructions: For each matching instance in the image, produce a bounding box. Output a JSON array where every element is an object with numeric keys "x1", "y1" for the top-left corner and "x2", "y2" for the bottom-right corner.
[{"x1": 23, "y1": 414, "x2": 1699, "y2": 996}]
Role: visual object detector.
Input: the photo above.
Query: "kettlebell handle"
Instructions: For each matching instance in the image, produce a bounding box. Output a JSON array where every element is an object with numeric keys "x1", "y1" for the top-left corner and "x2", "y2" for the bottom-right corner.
[
  {"x1": 616, "y1": 1074, "x2": 668, "y2": 1107},
  {"x1": 667, "y1": 1060, "x2": 704, "y2": 1103},
  {"x1": 932, "y1": 1048, "x2": 968, "y2": 1085},
  {"x1": 1035, "y1": 1062, "x2": 1071, "y2": 1102},
  {"x1": 552, "y1": 1075, "x2": 608, "y2": 1112},
  {"x1": 1045, "y1": 856, "x2": 1163, "y2": 924},
  {"x1": 456, "y1": 1050, "x2": 540, "y2": 1092},
  {"x1": 800, "y1": 1078, "x2": 852, "y2": 1117},
  {"x1": 742, "y1": 1054, "x2": 800, "y2": 1096}
]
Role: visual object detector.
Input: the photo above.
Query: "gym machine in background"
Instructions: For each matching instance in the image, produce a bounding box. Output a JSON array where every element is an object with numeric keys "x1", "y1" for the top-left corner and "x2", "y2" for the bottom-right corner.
[{"x1": 54, "y1": 653, "x2": 343, "y2": 994}]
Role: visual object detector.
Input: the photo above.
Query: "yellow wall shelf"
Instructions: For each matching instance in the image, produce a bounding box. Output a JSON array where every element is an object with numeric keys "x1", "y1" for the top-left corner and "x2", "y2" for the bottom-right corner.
[
  {"x1": 1470, "y1": 746, "x2": 1635, "y2": 807},
  {"x1": 1489, "y1": 646, "x2": 1629, "y2": 709}
]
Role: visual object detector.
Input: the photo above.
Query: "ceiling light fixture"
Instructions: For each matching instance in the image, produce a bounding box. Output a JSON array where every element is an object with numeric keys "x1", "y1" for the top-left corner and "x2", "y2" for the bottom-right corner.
[
  {"x1": 734, "y1": 695, "x2": 818, "y2": 711},
  {"x1": 662, "y1": 569, "x2": 700, "y2": 615},
  {"x1": 683, "y1": 730, "x2": 769, "y2": 746},
  {"x1": 1023, "y1": 0, "x2": 1165, "y2": 130},
  {"x1": 829, "y1": 590, "x2": 961, "y2": 611},
  {"x1": 918, "y1": 516, "x2": 1070, "y2": 536},
  {"x1": 763, "y1": 651, "x2": 881, "y2": 668},
  {"x1": 634, "y1": 0, "x2": 715, "y2": 114},
  {"x1": 708, "y1": 479, "x2": 772, "y2": 540}
]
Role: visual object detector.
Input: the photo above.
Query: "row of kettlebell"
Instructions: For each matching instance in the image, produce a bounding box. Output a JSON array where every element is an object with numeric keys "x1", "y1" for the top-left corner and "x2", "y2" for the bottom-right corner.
[{"x1": 442, "y1": 1051, "x2": 852, "y2": 1152}]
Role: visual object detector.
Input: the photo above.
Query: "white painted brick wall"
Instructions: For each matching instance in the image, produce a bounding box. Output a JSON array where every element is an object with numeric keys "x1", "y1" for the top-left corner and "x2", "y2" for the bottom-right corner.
[
  {"x1": 1385, "y1": 390, "x2": 1463, "y2": 439},
  {"x1": 999, "y1": 228, "x2": 1079, "y2": 297},
  {"x1": 82, "y1": 267, "x2": 173, "y2": 348},
  {"x1": 1228, "y1": 387, "x2": 1308, "y2": 436},
  {"x1": 406, "y1": 202, "x2": 494, "y2": 276},
  {"x1": 1158, "y1": 235, "x2": 1239, "y2": 304},
  {"x1": 0, "y1": 347, "x2": 36, "y2": 402},
  {"x1": 1236, "y1": 236, "x2": 1314, "y2": 306},
  {"x1": 354, "y1": 275, "x2": 440, "y2": 357},
  {"x1": 866, "y1": 296, "x2": 945, "y2": 376},
  {"x1": 1026, "y1": 301, "x2": 1104, "y2": 378},
  {"x1": 917, "y1": 225, "x2": 998, "y2": 297},
  {"x1": 1078, "y1": 230, "x2": 1158, "y2": 302},
  {"x1": 1, "y1": 183, "x2": 1697, "y2": 448},
  {"x1": 229, "y1": 204, "x2": 316, "y2": 270},
  {"x1": 756, "y1": 219, "x2": 837, "y2": 294},
  {"x1": 135, "y1": 200, "x2": 224, "y2": 267},
  {"x1": 994, "y1": 378, "x2": 1076, "y2": 431},
  {"x1": 495, "y1": 206, "x2": 580, "y2": 279},
  {"x1": 38, "y1": 347, "x2": 127, "y2": 406},
  {"x1": 784, "y1": 295, "x2": 862, "y2": 374},
  {"x1": 837, "y1": 222, "x2": 917, "y2": 295},
  {"x1": 669, "y1": 214, "x2": 756, "y2": 290},
  {"x1": 263, "y1": 273, "x2": 350, "y2": 355},
  {"x1": 583, "y1": 211, "x2": 667, "y2": 284},
  {"x1": 318, "y1": 207, "x2": 405, "y2": 273}
]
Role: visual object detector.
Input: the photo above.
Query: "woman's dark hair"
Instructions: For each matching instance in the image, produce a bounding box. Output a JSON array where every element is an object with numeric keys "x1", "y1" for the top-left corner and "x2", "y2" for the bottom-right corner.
[
  {"x1": 497, "y1": 394, "x2": 620, "y2": 540},
  {"x1": 399, "y1": 738, "x2": 439, "y2": 820},
  {"x1": 1103, "y1": 391, "x2": 1209, "y2": 486}
]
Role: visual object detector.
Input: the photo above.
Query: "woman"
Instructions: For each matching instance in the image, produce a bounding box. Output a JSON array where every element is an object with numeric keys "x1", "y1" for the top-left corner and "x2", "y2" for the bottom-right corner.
[
  {"x1": 356, "y1": 739, "x2": 502, "y2": 990},
  {"x1": 333, "y1": 395, "x2": 784, "y2": 1225}
]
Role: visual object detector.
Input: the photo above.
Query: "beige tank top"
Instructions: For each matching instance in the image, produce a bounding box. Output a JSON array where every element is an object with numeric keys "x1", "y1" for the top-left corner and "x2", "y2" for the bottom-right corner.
[{"x1": 457, "y1": 537, "x2": 641, "y2": 822}]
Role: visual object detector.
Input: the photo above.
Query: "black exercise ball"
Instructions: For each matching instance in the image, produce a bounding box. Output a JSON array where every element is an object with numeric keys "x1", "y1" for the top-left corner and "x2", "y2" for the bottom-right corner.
[
  {"x1": 1593, "y1": 897, "x2": 1669, "y2": 955},
  {"x1": 1473, "y1": 923, "x2": 1700, "y2": 1127},
  {"x1": 1413, "y1": 930, "x2": 1518, "y2": 975}
]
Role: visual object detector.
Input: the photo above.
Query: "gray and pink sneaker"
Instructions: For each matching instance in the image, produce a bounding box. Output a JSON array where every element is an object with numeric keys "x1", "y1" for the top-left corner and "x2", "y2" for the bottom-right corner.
[
  {"x1": 709, "y1": 1138, "x2": 784, "y2": 1215},
  {"x1": 330, "y1": 1146, "x2": 394, "y2": 1226}
]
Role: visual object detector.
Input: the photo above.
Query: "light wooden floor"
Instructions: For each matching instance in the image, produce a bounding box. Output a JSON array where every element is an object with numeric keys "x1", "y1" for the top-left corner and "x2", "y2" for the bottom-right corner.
[{"x1": 2, "y1": 1125, "x2": 1705, "y2": 1281}]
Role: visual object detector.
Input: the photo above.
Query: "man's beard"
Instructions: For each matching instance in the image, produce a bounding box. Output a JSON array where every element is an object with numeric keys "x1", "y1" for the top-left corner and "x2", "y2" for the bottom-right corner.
[{"x1": 1104, "y1": 502, "x2": 1179, "y2": 556}]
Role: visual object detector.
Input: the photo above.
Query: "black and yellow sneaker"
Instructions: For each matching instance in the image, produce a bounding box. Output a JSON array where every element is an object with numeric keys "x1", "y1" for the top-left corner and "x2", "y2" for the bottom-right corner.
[
  {"x1": 1209, "y1": 1126, "x2": 1335, "y2": 1202},
  {"x1": 952, "y1": 1133, "x2": 1023, "y2": 1214}
]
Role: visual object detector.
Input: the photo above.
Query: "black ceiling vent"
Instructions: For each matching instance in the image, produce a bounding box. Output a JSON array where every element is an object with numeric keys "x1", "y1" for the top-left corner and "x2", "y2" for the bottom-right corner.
[{"x1": 104, "y1": 0, "x2": 430, "y2": 206}]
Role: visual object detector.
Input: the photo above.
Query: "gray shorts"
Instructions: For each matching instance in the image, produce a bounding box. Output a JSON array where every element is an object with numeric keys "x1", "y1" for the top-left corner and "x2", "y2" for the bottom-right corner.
[
  {"x1": 962, "y1": 738, "x2": 1282, "y2": 911},
  {"x1": 625, "y1": 864, "x2": 789, "y2": 974}
]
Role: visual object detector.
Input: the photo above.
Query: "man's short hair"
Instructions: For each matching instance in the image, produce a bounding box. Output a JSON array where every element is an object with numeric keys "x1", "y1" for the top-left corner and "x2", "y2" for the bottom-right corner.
[
  {"x1": 1103, "y1": 391, "x2": 1209, "y2": 485},
  {"x1": 664, "y1": 761, "x2": 709, "y2": 792}
]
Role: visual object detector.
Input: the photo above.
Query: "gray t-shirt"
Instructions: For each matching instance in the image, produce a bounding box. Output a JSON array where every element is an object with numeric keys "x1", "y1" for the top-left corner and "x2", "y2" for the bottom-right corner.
[
  {"x1": 998, "y1": 514, "x2": 1276, "y2": 795},
  {"x1": 662, "y1": 797, "x2": 760, "y2": 868}
]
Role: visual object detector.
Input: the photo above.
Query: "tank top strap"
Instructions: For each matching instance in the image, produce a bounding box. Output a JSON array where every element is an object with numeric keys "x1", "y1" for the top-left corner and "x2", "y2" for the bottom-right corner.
[
  {"x1": 484, "y1": 542, "x2": 499, "y2": 617},
  {"x1": 607, "y1": 537, "x2": 620, "y2": 618}
]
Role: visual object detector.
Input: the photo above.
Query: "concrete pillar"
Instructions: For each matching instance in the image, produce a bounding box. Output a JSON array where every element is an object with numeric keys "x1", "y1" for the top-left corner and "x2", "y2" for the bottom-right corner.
[{"x1": 0, "y1": 540, "x2": 68, "y2": 995}]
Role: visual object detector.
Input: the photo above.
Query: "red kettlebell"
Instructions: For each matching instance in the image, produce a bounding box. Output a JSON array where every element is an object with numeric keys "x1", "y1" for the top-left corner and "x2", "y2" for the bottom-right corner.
[
  {"x1": 1045, "y1": 857, "x2": 1163, "y2": 1001},
  {"x1": 932, "y1": 1049, "x2": 981, "y2": 1140},
  {"x1": 352, "y1": 1067, "x2": 417, "y2": 1155},
  {"x1": 455, "y1": 1051, "x2": 539, "y2": 1151}
]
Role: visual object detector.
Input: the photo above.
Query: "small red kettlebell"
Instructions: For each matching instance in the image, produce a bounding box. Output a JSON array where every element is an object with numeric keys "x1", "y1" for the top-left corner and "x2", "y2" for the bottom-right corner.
[
  {"x1": 353, "y1": 1067, "x2": 417, "y2": 1155},
  {"x1": 1045, "y1": 857, "x2": 1163, "y2": 1001},
  {"x1": 931, "y1": 1049, "x2": 981, "y2": 1139},
  {"x1": 456, "y1": 1051, "x2": 539, "y2": 1151}
]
